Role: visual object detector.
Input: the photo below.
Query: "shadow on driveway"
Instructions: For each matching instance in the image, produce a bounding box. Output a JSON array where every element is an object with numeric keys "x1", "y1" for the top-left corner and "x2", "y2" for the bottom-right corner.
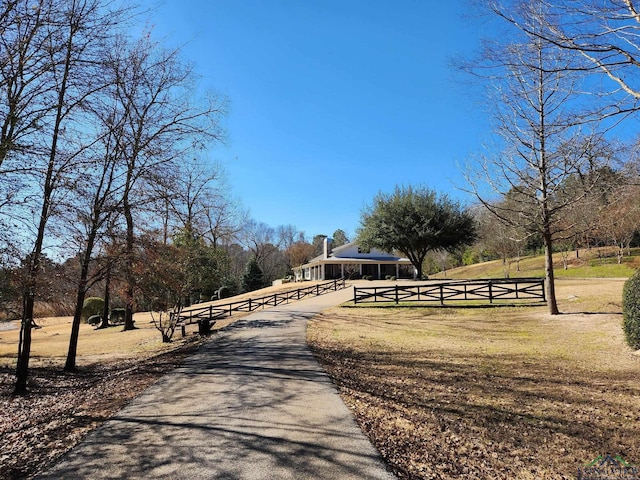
[{"x1": 37, "y1": 290, "x2": 396, "y2": 480}]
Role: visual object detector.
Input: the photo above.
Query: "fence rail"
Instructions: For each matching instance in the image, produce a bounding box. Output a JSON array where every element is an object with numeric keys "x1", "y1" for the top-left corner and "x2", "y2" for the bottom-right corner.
[
  {"x1": 176, "y1": 279, "x2": 347, "y2": 335},
  {"x1": 353, "y1": 278, "x2": 546, "y2": 305}
]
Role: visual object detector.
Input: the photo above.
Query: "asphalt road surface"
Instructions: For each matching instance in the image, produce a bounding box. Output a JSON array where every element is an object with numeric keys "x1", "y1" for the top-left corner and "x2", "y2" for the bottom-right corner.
[{"x1": 37, "y1": 287, "x2": 397, "y2": 480}]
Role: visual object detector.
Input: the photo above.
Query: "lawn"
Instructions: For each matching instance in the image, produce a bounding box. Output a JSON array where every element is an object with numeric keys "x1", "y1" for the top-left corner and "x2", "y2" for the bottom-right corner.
[
  {"x1": 1, "y1": 273, "x2": 638, "y2": 479},
  {"x1": 307, "y1": 278, "x2": 640, "y2": 479},
  {"x1": 432, "y1": 247, "x2": 640, "y2": 280},
  {"x1": 0, "y1": 281, "x2": 317, "y2": 369}
]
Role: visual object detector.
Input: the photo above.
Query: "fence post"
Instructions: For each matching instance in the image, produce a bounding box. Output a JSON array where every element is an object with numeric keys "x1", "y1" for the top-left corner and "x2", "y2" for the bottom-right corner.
[
  {"x1": 439, "y1": 284, "x2": 444, "y2": 306},
  {"x1": 395, "y1": 285, "x2": 399, "y2": 304},
  {"x1": 353, "y1": 286, "x2": 357, "y2": 304},
  {"x1": 209, "y1": 305, "x2": 212, "y2": 319},
  {"x1": 489, "y1": 281, "x2": 493, "y2": 304},
  {"x1": 249, "y1": 298, "x2": 252, "y2": 311}
]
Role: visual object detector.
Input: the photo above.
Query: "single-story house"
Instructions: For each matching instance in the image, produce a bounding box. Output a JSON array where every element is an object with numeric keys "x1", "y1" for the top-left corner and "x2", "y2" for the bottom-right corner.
[{"x1": 293, "y1": 238, "x2": 416, "y2": 281}]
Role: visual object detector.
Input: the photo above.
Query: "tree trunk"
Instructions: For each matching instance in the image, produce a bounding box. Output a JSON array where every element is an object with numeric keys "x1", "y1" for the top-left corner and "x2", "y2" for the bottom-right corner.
[
  {"x1": 543, "y1": 233, "x2": 559, "y2": 315},
  {"x1": 15, "y1": 0, "x2": 76, "y2": 393},
  {"x1": 98, "y1": 263, "x2": 111, "y2": 329},
  {"x1": 413, "y1": 261, "x2": 423, "y2": 280},
  {"x1": 15, "y1": 290, "x2": 35, "y2": 394},
  {"x1": 64, "y1": 288, "x2": 86, "y2": 372},
  {"x1": 65, "y1": 226, "x2": 99, "y2": 371},
  {"x1": 123, "y1": 198, "x2": 136, "y2": 331}
]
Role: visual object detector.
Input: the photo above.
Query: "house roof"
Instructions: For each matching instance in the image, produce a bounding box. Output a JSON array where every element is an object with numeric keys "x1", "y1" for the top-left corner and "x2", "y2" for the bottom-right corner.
[{"x1": 299, "y1": 241, "x2": 411, "y2": 268}]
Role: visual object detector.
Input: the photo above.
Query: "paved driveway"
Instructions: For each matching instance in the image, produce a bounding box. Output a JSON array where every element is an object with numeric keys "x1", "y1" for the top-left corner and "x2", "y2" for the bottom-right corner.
[{"x1": 37, "y1": 288, "x2": 396, "y2": 479}]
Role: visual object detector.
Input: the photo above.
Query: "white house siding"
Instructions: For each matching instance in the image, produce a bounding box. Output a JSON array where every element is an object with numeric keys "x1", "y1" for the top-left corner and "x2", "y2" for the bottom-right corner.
[{"x1": 293, "y1": 242, "x2": 416, "y2": 281}]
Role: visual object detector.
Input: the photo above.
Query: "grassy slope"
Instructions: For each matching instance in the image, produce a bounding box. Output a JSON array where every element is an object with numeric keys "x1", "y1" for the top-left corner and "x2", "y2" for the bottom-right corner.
[{"x1": 431, "y1": 246, "x2": 640, "y2": 280}]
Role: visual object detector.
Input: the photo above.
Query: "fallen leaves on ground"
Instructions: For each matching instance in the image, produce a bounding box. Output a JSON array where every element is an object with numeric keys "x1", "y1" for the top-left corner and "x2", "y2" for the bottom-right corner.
[
  {"x1": 0, "y1": 336, "x2": 205, "y2": 480},
  {"x1": 308, "y1": 306, "x2": 640, "y2": 480}
]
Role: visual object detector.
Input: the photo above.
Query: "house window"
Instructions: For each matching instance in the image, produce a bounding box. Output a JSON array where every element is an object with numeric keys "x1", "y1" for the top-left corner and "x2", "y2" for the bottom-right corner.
[
  {"x1": 380, "y1": 264, "x2": 396, "y2": 278},
  {"x1": 325, "y1": 264, "x2": 342, "y2": 279},
  {"x1": 343, "y1": 264, "x2": 360, "y2": 279},
  {"x1": 362, "y1": 264, "x2": 377, "y2": 279}
]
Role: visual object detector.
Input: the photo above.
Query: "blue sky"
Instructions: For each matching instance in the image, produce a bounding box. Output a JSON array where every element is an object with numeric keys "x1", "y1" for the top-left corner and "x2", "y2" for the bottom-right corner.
[{"x1": 144, "y1": 1, "x2": 488, "y2": 240}]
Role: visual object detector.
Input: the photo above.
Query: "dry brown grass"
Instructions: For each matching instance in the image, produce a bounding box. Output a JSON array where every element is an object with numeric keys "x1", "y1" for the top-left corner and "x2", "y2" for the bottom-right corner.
[
  {"x1": 0, "y1": 281, "x2": 318, "y2": 369},
  {"x1": 307, "y1": 278, "x2": 640, "y2": 479}
]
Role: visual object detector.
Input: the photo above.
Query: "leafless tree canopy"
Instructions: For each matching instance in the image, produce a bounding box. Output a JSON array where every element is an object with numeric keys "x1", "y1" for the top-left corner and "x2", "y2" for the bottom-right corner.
[{"x1": 462, "y1": 0, "x2": 626, "y2": 314}]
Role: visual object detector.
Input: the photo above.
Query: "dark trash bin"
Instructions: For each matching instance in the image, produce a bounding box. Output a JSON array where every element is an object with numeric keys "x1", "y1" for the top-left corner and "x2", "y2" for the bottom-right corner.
[{"x1": 197, "y1": 318, "x2": 212, "y2": 335}]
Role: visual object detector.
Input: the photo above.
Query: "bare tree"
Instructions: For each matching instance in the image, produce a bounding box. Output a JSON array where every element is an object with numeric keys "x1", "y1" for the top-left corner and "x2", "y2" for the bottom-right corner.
[
  {"x1": 63, "y1": 97, "x2": 127, "y2": 371},
  {"x1": 515, "y1": 0, "x2": 640, "y2": 118},
  {"x1": 204, "y1": 197, "x2": 246, "y2": 249},
  {"x1": 475, "y1": 204, "x2": 525, "y2": 277},
  {"x1": 241, "y1": 219, "x2": 277, "y2": 267},
  {"x1": 599, "y1": 183, "x2": 640, "y2": 263},
  {"x1": 463, "y1": 1, "x2": 612, "y2": 314},
  {"x1": 161, "y1": 158, "x2": 223, "y2": 238},
  {"x1": 0, "y1": 0, "x2": 61, "y2": 276},
  {"x1": 0, "y1": 0, "x2": 54, "y2": 170},
  {"x1": 105, "y1": 32, "x2": 227, "y2": 330},
  {"x1": 277, "y1": 224, "x2": 304, "y2": 274},
  {"x1": 14, "y1": 0, "x2": 124, "y2": 394}
]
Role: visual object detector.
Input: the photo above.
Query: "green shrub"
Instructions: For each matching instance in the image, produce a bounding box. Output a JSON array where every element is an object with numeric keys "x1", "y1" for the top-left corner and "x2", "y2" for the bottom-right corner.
[
  {"x1": 622, "y1": 270, "x2": 640, "y2": 349},
  {"x1": 82, "y1": 297, "x2": 104, "y2": 322},
  {"x1": 110, "y1": 308, "x2": 125, "y2": 325},
  {"x1": 217, "y1": 286, "x2": 231, "y2": 299}
]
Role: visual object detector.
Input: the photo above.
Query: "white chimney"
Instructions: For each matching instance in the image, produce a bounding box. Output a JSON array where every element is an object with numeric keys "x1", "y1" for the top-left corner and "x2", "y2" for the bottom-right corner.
[{"x1": 323, "y1": 237, "x2": 332, "y2": 259}]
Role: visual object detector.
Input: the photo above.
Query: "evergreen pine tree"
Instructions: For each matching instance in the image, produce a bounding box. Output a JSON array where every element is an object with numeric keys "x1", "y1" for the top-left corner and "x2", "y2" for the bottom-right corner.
[{"x1": 242, "y1": 258, "x2": 266, "y2": 292}]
